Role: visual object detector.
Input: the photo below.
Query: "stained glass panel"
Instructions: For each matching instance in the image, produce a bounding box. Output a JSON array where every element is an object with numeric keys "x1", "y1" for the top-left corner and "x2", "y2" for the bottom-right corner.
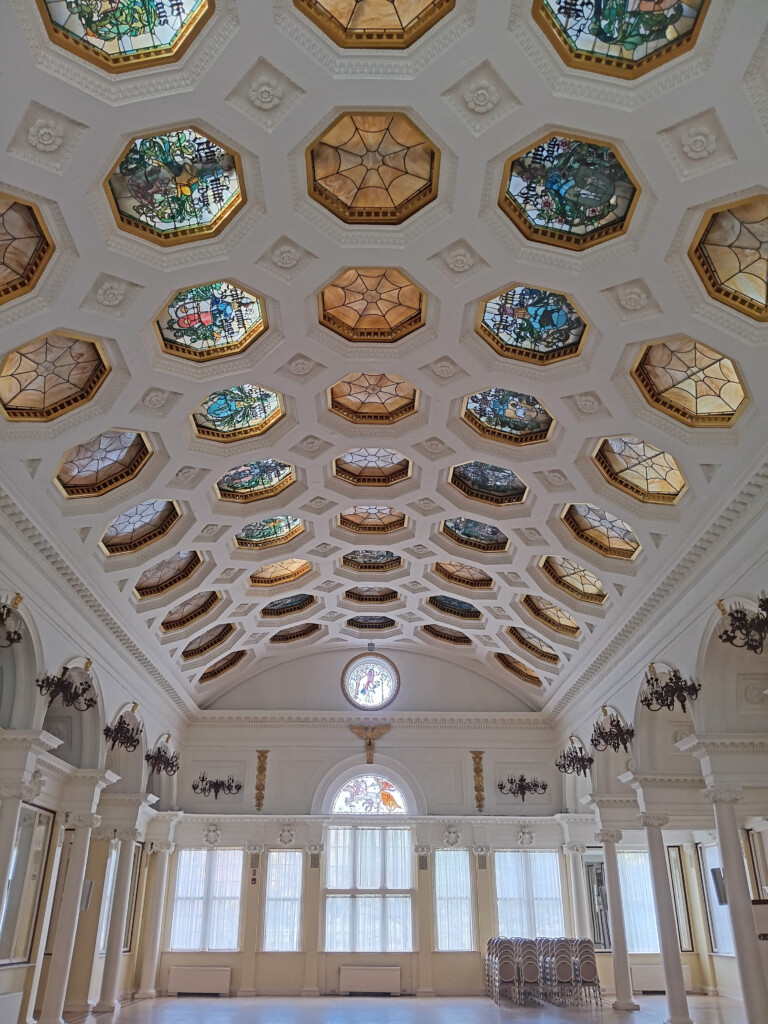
[
  {"x1": 334, "y1": 448, "x2": 411, "y2": 486},
  {"x1": 216, "y1": 460, "x2": 294, "y2": 503},
  {"x1": 691, "y1": 197, "x2": 768, "y2": 320},
  {"x1": 249, "y1": 559, "x2": 311, "y2": 587},
  {"x1": 294, "y1": 0, "x2": 454, "y2": 49},
  {"x1": 329, "y1": 372, "x2": 417, "y2": 423},
  {"x1": 0, "y1": 195, "x2": 53, "y2": 306},
  {"x1": 261, "y1": 594, "x2": 316, "y2": 616},
  {"x1": 594, "y1": 435, "x2": 686, "y2": 504},
  {"x1": 320, "y1": 267, "x2": 426, "y2": 342},
  {"x1": 342, "y1": 655, "x2": 399, "y2": 709},
  {"x1": 494, "y1": 653, "x2": 543, "y2": 687},
  {"x1": 563, "y1": 503, "x2": 640, "y2": 559},
  {"x1": 135, "y1": 550, "x2": 201, "y2": 598},
  {"x1": 521, "y1": 594, "x2": 580, "y2": 636},
  {"x1": 427, "y1": 595, "x2": 481, "y2": 619},
  {"x1": 106, "y1": 128, "x2": 242, "y2": 243},
  {"x1": 422, "y1": 623, "x2": 471, "y2": 645},
  {"x1": 156, "y1": 281, "x2": 266, "y2": 360},
  {"x1": 507, "y1": 626, "x2": 559, "y2": 664},
  {"x1": 433, "y1": 561, "x2": 493, "y2": 589},
  {"x1": 160, "y1": 591, "x2": 220, "y2": 632},
  {"x1": 339, "y1": 506, "x2": 406, "y2": 533},
  {"x1": 462, "y1": 388, "x2": 553, "y2": 445},
  {"x1": 449, "y1": 461, "x2": 527, "y2": 505},
  {"x1": 235, "y1": 516, "x2": 303, "y2": 549},
  {"x1": 192, "y1": 384, "x2": 283, "y2": 441},
  {"x1": 540, "y1": 555, "x2": 606, "y2": 604},
  {"x1": 331, "y1": 775, "x2": 406, "y2": 814},
  {"x1": 342, "y1": 549, "x2": 401, "y2": 571},
  {"x1": 441, "y1": 517, "x2": 509, "y2": 552},
  {"x1": 500, "y1": 135, "x2": 637, "y2": 248},
  {"x1": 0, "y1": 332, "x2": 109, "y2": 421},
  {"x1": 101, "y1": 499, "x2": 179, "y2": 554},
  {"x1": 56, "y1": 430, "x2": 152, "y2": 497},
  {"x1": 476, "y1": 285, "x2": 586, "y2": 363},
  {"x1": 199, "y1": 649, "x2": 246, "y2": 682}
]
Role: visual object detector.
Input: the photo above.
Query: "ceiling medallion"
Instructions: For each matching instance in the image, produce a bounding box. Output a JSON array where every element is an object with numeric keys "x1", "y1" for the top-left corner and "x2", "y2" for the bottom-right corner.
[
  {"x1": 319, "y1": 267, "x2": 426, "y2": 343},
  {"x1": 260, "y1": 594, "x2": 316, "y2": 617},
  {"x1": 234, "y1": 516, "x2": 304, "y2": 550},
  {"x1": 156, "y1": 281, "x2": 267, "y2": 361},
  {"x1": 499, "y1": 134, "x2": 639, "y2": 250},
  {"x1": 448, "y1": 461, "x2": 528, "y2": 506},
  {"x1": 475, "y1": 284, "x2": 587, "y2": 364},
  {"x1": 294, "y1": 0, "x2": 455, "y2": 49},
  {"x1": 160, "y1": 591, "x2": 221, "y2": 633},
  {"x1": 249, "y1": 559, "x2": 312, "y2": 587},
  {"x1": 493, "y1": 652, "x2": 542, "y2": 687},
  {"x1": 0, "y1": 193, "x2": 54, "y2": 306},
  {"x1": 562, "y1": 503, "x2": 641, "y2": 560},
  {"x1": 134, "y1": 550, "x2": 203, "y2": 599},
  {"x1": 55, "y1": 430, "x2": 152, "y2": 498},
  {"x1": 422, "y1": 623, "x2": 471, "y2": 645},
  {"x1": 215, "y1": 460, "x2": 295, "y2": 503},
  {"x1": 593, "y1": 435, "x2": 686, "y2": 504},
  {"x1": 306, "y1": 111, "x2": 439, "y2": 225},
  {"x1": 333, "y1": 448, "x2": 411, "y2": 486},
  {"x1": 521, "y1": 594, "x2": 579, "y2": 636},
  {"x1": 192, "y1": 384, "x2": 284, "y2": 442},
  {"x1": 199, "y1": 649, "x2": 247, "y2": 682},
  {"x1": 440, "y1": 517, "x2": 509, "y2": 553},
  {"x1": 462, "y1": 388, "x2": 554, "y2": 446},
  {"x1": 539, "y1": 555, "x2": 606, "y2": 605},
  {"x1": 329, "y1": 372, "x2": 418, "y2": 424},
  {"x1": 339, "y1": 506, "x2": 407, "y2": 534},
  {"x1": 101, "y1": 499, "x2": 180, "y2": 555}
]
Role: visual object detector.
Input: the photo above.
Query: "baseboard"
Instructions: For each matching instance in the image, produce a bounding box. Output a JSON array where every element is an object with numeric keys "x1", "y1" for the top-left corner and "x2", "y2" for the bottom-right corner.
[{"x1": 237, "y1": 988, "x2": 258, "y2": 996}]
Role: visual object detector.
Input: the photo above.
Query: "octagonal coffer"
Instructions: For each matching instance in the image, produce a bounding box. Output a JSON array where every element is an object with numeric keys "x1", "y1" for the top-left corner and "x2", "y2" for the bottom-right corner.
[
  {"x1": 539, "y1": 555, "x2": 606, "y2": 605},
  {"x1": 160, "y1": 591, "x2": 221, "y2": 633},
  {"x1": 494, "y1": 652, "x2": 542, "y2": 687},
  {"x1": 37, "y1": 0, "x2": 213, "y2": 70},
  {"x1": 344, "y1": 587, "x2": 399, "y2": 604},
  {"x1": 101, "y1": 499, "x2": 180, "y2": 555},
  {"x1": 0, "y1": 194, "x2": 54, "y2": 306},
  {"x1": 293, "y1": 0, "x2": 455, "y2": 49},
  {"x1": 181, "y1": 622, "x2": 235, "y2": 661},
  {"x1": 249, "y1": 559, "x2": 312, "y2": 587},
  {"x1": 499, "y1": 134, "x2": 638, "y2": 250},
  {"x1": 449, "y1": 461, "x2": 527, "y2": 506},
  {"x1": 462, "y1": 388, "x2": 554, "y2": 446},
  {"x1": 342, "y1": 549, "x2": 402, "y2": 572},
  {"x1": 156, "y1": 281, "x2": 267, "y2": 360},
  {"x1": 521, "y1": 594, "x2": 579, "y2": 637},
  {"x1": 192, "y1": 384, "x2": 284, "y2": 442},
  {"x1": 346, "y1": 615, "x2": 396, "y2": 631},
  {"x1": 476, "y1": 284, "x2": 586, "y2": 363},
  {"x1": 329, "y1": 372, "x2": 418, "y2": 424},
  {"x1": 234, "y1": 516, "x2": 304, "y2": 550},
  {"x1": 427, "y1": 595, "x2": 481, "y2": 620},
  {"x1": 422, "y1": 623, "x2": 471, "y2": 646},
  {"x1": 307, "y1": 112, "x2": 439, "y2": 225},
  {"x1": 562, "y1": 503, "x2": 640, "y2": 560},
  {"x1": 106, "y1": 127, "x2": 244, "y2": 245},
  {"x1": 334, "y1": 448, "x2": 411, "y2": 486},
  {"x1": 261, "y1": 594, "x2": 317, "y2": 617},
  {"x1": 216, "y1": 460, "x2": 295, "y2": 503},
  {"x1": 440, "y1": 517, "x2": 509, "y2": 553},
  {"x1": 339, "y1": 506, "x2": 406, "y2": 533},
  {"x1": 135, "y1": 550, "x2": 202, "y2": 599},
  {"x1": 507, "y1": 626, "x2": 559, "y2": 665},
  {"x1": 56, "y1": 429, "x2": 152, "y2": 498},
  {"x1": 433, "y1": 561, "x2": 493, "y2": 589},
  {"x1": 593, "y1": 435, "x2": 686, "y2": 504},
  {"x1": 320, "y1": 267, "x2": 426, "y2": 342},
  {"x1": 199, "y1": 649, "x2": 247, "y2": 682}
]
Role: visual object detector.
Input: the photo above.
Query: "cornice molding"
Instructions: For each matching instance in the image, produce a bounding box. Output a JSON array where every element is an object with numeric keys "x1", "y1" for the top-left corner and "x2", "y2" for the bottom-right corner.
[
  {"x1": 677, "y1": 734, "x2": 768, "y2": 758},
  {"x1": 189, "y1": 710, "x2": 554, "y2": 730}
]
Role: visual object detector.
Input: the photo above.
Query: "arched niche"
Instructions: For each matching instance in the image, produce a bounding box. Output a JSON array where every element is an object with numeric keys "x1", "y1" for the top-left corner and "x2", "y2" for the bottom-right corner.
[
  {"x1": 105, "y1": 705, "x2": 147, "y2": 792},
  {"x1": 41, "y1": 661, "x2": 104, "y2": 769},
  {"x1": 560, "y1": 734, "x2": 593, "y2": 812},
  {"x1": 587, "y1": 705, "x2": 636, "y2": 796},
  {"x1": 630, "y1": 662, "x2": 699, "y2": 776},
  {"x1": 146, "y1": 733, "x2": 178, "y2": 810},
  {"x1": 0, "y1": 599, "x2": 45, "y2": 730},
  {"x1": 311, "y1": 755, "x2": 428, "y2": 816}
]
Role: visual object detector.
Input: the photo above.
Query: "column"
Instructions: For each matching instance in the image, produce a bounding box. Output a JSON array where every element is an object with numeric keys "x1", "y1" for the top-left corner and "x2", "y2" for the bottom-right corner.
[
  {"x1": 0, "y1": 769, "x2": 43, "y2": 928},
  {"x1": 639, "y1": 814, "x2": 693, "y2": 1024},
  {"x1": 301, "y1": 844, "x2": 322, "y2": 996},
  {"x1": 563, "y1": 843, "x2": 591, "y2": 939},
  {"x1": 705, "y1": 787, "x2": 768, "y2": 1024},
  {"x1": 415, "y1": 845, "x2": 434, "y2": 996},
  {"x1": 596, "y1": 829, "x2": 639, "y2": 1011},
  {"x1": 136, "y1": 842, "x2": 173, "y2": 999},
  {"x1": 39, "y1": 813, "x2": 99, "y2": 1024},
  {"x1": 95, "y1": 832, "x2": 138, "y2": 1013}
]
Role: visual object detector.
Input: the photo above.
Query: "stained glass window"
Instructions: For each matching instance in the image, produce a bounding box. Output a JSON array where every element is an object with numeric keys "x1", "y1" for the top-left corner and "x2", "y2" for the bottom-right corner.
[
  {"x1": 462, "y1": 388, "x2": 553, "y2": 445},
  {"x1": 331, "y1": 775, "x2": 406, "y2": 814},
  {"x1": 427, "y1": 595, "x2": 481, "y2": 620},
  {"x1": 339, "y1": 506, "x2": 406, "y2": 533},
  {"x1": 199, "y1": 649, "x2": 246, "y2": 683},
  {"x1": 329, "y1": 372, "x2": 417, "y2": 423},
  {"x1": 294, "y1": 0, "x2": 454, "y2": 49},
  {"x1": 319, "y1": 267, "x2": 426, "y2": 342},
  {"x1": 270, "y1": 623, "x2": 322, "y2": 643},
  {"x1": 422, "y1": 623, "x2": 471, "y2": 645},
  {"x1": 106, "y1": 128, "x2": 243, "y2": 243},
  {"x1": 449, "y1": 461, "x2": 527, "y2": 505},
  {"x1": 346, "y1": 615, "x2": 396, "y2": 630},
  {"x1": 249, "y1": 559, "x2": 312, "y2": 587},
  {"x1": 533, "y1": 0, "x2": 708, "y2": 78},
  {"x1": 135, "y1": 550, "x2": 202, "y2": 598},
  {"x1": 156, "y1": 282, "x2": 266, "y2": 360},
  {"x1": 0, "y1": 332, "x2": 109, "y2": 421},
  {"x1": 101, "y1": 499, "x2": 179, "y2": 554},
  {"x1": 507, "y1": 626, "x2": 559, "y2": 664},
  {"x1": 344, "y1": 587, "x2": 399, "y2": 603},
  {"x1": 307, "y1": 112, "x2": 439, "y2": 225},
  {"x1": 563, "y1": 503, "x2": 640, "y2": 560},
  {"x1": 593, "y1": 435, "x2": 686, "y2": 504},
  {"x1": 39, "y1": 0, "x2": 212, "y2": 69},
  {"x1": 192, "y1": 384, "x2": 283, "y2": 442},
  {"x1": 160, "y1": 591, "x2": 220, "y2": 632},
  {"x1": 342, "y1": 654, "x2": 400, "y2": 710},
  {"x1": 521, "y1": 594, "x2": 579, "y2": 637},
  {"x1": 56, "y1": 430, "x2": 152, "y2": 497},
  {"x1": 261, "y1": 594, "x2": 316, "y2": 617},
  {"x1": 216, "y1": 460, "x2": 295, "y2": 503},
  {"x1": 691, "y1": 197, "x2": 768, "y2": 320},
  {"x1": 441, "y1": 517, "x2": 509, "y2": 552},
  {"x1": 334, "y1": 448, "x2": 411, "y2": 486},
  {"x1": 499, "y1": 135, "x2": 637, "y2": 249},
  {"x1": 342, "y1": 550, "x2": 401, "y2": 571},
  {"x1": 433, "y1": 561, "x2": 493, "y2": 589},
  {"x1": 234, "y1": 516, "x2": 303, "y2": 549},
  {"x1": 0, "y1": 194, "x2": 53, "y2": 306},
  {"x1": 494, "y1": 652, "x2": 543, "y2": 686},
  {"x1": 181, "y1": 622, "x2": 235, "y2": 661},
  {"x1": 476, "y1": 285, "x2": 586, "y2": 363},
  {"x1": 539, "y1": 555, "x2": 606, "y2": 605}
]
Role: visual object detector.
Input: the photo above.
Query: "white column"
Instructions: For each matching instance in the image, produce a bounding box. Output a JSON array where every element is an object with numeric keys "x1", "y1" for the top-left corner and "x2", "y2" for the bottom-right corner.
[
  {"x1": 39, "y1": 813, "x2": 99, "y2": 1024},
  {"x1": 0, "y1": 769, "x2": 44, "y2": 928},
  {"x1": 136, "y1": 842, "x2": 173, "y2": 998},
  {"x1": 95, "y1": 832, "x2": 137, "y2": 1013},
  {"x1": 705, "y1": 787, "x2": 768, "y2": 1024},
  {"x1": 596, "y1": 828, "x2": 639, "y2": 1011},
  {"x1": 639, "y1": 814, "x2": 693, "y2": 1024},
  {"x1": 563, "y1": 843, "x2": 591, "y2": 938}
]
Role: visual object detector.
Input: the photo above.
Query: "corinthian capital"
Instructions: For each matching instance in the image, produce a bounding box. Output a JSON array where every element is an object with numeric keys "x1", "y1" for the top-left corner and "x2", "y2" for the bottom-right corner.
[
  {"x1": 64, "y1": 812, "x2": 101, "y2": 830},
  {"x1": 702, "y1": 786, "x2": 743, "y2": 805},
  {"x1": 637, "y1": 813, "x2": 669, "y2": 829},
  {"x1": 595, "y1": 829, "x2": 622, "y2": 845},
  {"x1": 148, "y1": 841, "x2": 176, "y2": 855},
  {"x1": 562, "y1": 843, "x2": 586, "y2": 856}
]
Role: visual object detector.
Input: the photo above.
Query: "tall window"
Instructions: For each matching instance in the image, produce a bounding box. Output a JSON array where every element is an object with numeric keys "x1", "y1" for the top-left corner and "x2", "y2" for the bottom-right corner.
[
  {"x1": 494, "y1": 850, "x2": 564, "y2": 937},
  {"x1": 169, "y1": 848, "x2": 243, "y2": 951},
  {"x1": 324, "y1": 827, "x2": 413, "y2": 952},
  {"x1": 98, "y1": 841, "x2": 119, "y2": 954},
  {"x1": 263, "y1": 850, "x2": 303, "y2": 951},
  {"x1": 698, "y1": 843, "x2": 734, "y2": 955},
  {"x1": 616, "y1": 850, "x2": 660, "y2": 954},
  {"x1": 0, "y1": 806, "x2": 53, "y2": 964},
  {"x1": 434, "y1": 849, "x2": 474, "y2": 950}
]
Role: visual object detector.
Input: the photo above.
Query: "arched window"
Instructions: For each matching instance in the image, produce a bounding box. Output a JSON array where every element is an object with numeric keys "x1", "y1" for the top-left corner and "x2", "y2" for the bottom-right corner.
[{"x1": 331, "y1": 774, "x2": 407, "y2": 815}]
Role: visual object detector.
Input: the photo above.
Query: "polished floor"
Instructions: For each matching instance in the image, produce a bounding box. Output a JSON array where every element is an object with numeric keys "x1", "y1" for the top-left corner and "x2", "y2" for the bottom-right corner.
[{"x1": 79, "y1": 994, "x2": 746, "y2": 1024}]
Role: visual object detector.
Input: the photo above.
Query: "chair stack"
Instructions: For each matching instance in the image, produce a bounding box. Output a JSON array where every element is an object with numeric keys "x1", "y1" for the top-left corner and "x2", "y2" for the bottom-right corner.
[{"x1": 485, "y1": 935, "x2": 601, "y2": 1008}]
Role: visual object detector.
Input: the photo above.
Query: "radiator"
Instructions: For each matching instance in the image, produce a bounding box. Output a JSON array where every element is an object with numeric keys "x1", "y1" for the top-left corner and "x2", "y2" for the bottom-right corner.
[
  {"x1": 631, "y1": 964, "x2": 691, "y2": 993},
  {"x1": 167, "y1": 966, "x2": 231, "y2": 996},
  {"x1": 339, "y1": 966, "x2": 401, "y2": 996}
]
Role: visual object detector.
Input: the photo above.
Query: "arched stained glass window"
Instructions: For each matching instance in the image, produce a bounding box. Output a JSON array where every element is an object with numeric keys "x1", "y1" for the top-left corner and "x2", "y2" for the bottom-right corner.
[{"x1": 331, "y1": 775, "x2": 406, "y2": 815}]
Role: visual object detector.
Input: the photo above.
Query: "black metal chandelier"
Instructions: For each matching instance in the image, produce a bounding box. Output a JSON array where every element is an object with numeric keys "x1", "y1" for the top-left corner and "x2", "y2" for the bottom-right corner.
[
  {"x1": 498, "y1": 773, "x2": 548, "y2": 801},
  {"x1": 555, "y1": 740, "x2": 594, "y2": 776},
  {"x1": 591, "y1": 708, "x2": 634, "y2": 753},
  {"x1": 640, "y1": 664, "x2": 701, "y2": 714},
  {"x1": 104, "y1": 706, "x2": 143, "y2": 751},
  {"x1": 192, "y1": 772, "x2": 242, "y2": 799},
  {"x1": 717, "y1": 595, "x2": 768, "y2": 655},
  {"x1": 0, "y1": 593, "x2": 24, "y2": 649},
  {"x1": 145, "y1": 736, "x2": 179, "y2": 776},
  {"x1": 36, "y1": 661, "x2": 98, "y2": 711}
]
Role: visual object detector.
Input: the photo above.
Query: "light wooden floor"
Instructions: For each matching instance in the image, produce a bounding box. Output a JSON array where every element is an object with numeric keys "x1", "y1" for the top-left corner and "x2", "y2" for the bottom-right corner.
[{"x1": 78, "y1": 994, "x2": 746, "y2": 1024}]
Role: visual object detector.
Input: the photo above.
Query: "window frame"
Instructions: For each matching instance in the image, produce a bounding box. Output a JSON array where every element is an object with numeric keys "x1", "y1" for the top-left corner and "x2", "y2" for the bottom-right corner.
[
  {"x1": 696, "y1": 842, "x2": 735, "y2": 956},
  {"x1": 0, "y1": 804, "x2": 54, "y2": 965},
  {"x1": 666, "y1": 845, "x2": 694, "y2": 953},
  {"x1": 168, "y1": 847, "x2": 245, "y2": 952},
  {"x1": 493, "y1": 849, "x2": 565, "y2": 939},
  {"x1": 97, "y1": 840, "x2": 119, "y2": 955},
  {"x1": 433, "y1": 847, "x2": 475, "y2": 952},
  {"x1": 262, "y1": 848, "x2": 304, "y2": 952}
]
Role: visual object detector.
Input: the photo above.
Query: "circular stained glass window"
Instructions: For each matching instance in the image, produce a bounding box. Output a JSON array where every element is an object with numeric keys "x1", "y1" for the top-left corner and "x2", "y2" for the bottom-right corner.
[{"x1": 341, "y1": 654, "x2": 399, "y2": 711}]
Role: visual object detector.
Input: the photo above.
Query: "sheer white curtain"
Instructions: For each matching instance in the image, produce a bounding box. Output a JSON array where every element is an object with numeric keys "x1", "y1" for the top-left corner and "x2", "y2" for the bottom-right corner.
[
  {"x1": 616, "y1": 850, "x2": 660, "y2": 954},
  {"x1": 170, "y1": 848, "x2": 243, "y2": 951},
  {"x1": 435, "y1": 849, "x2": 474, "y2": 950},
  {"x1": 495, "y1": 851, "x2": 565, "y2": 937},
  {"x1": 263, "y1": 850, "x2": 303, "y2": 951}
]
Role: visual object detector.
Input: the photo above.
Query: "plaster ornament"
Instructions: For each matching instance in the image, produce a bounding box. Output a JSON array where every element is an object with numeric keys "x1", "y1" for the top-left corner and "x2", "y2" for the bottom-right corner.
[
  {"x1": 200, "y1": 524, "x2": 219, "y2": 537},
  {"x1": 518, "y1": 825, "x2": 535, "y2": 847},
  {"x1": 432, "y1": 360, "x2": 456, "y2": 378},
  {"x1": 306, "y1": 843, "x2": 324, "y2": 855},
  {"x1": 96, "y1": 281, "x2": 126, "y2": 307},
  {"x1": 175, "y1": 465, "x2": 196, "y2": 481},
  {"x1": 412, "y1": 544, "x2": 428, "y2": 554},
  {"x1": 220, "y1": 567, "x2": 238, "y2": 580},
  {"x1": 680, "y1": 126, "x2": 717, "y2": 160},
  {"x1": 443, "y1": 823, "x2": 461, "y2": 847},
  {"x1": 143, "y1": 389, "x2": 169, "y2": 409},
  {"x1": 302, "y1": 437, "x2": 323, "y2": 452},
  {"x1": 277, "y1": 823, "x2": 295, "y2": 846},
  {"x1": 523, "y1": 528, "x2": 541, "y2": 541},
  {"x1": 272, "y1": 245, "x2": 300, "y2": 268},
  {"x1": 249, "y1": 76, "x2": 283, "y2": 110},
  {"x1": 288, "y1": 358, "x2": 313, "y2": 376},
  {"x1": 546, "y1": 470, "x2": 567, "y2": 486},
  {"x1": 423, "y1": 439, "x2": 445, "y2": 454},
  {"x1": 463, "y1": 80, "x2": 499, "y2": 114},
  {"x1": 618, "y1": 286, "x2": 648, "y2": 310},
  {"x1": 203, "y1": 822, "x2": 222, "y2": 846},
  {"x1": 416, "y1": 498, "x2": 436, "y2": 510},
  {"x1": 28, "y1": 118, "x2": 64, "y2": 152},
  {"x1": 315, "y1": 543, "x2": 332, "y2": 554},
  {"x1": 445, "y1": 248, "x2": 474, "y2": 272},
  {"x1": 574, "y1": 394, "x2": 601, "y2": 414}
]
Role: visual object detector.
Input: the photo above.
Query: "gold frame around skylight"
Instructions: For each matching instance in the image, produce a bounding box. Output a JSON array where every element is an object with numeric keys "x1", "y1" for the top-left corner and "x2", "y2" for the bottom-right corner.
[
  {"x1": 0, "y1": 194, "x2": 55, "y2": 307},
  {"x1": 99, "y1": 499, "x2": 181, "y2": 556},
  {"x1": 154, "y1": 279, "x2": 268, "y2": 362},
  {"x1": 293, "y1": 0, "x2": 455, "y2": 49},
  {"x1": 494, "y1": 652, "x2": 543, "y2": 687},
  {"x1": 199, "y1": 648, "x2": 247, "y2": 683},
  {"x1": 134, "y1": 550, "x2": 204, "y2": 600},
  {"x1": 159, "y1": 591, "x2": 222, "y2": 633},
  {"x1": 473, "y1": 282, "x2": 588, "y2": 365},
  {"x1": 54, "y1": 430, "x2": 154, "y2": 499},
  {"x1": 180, "y1": 622, "x2": 236, "y2": 662}
]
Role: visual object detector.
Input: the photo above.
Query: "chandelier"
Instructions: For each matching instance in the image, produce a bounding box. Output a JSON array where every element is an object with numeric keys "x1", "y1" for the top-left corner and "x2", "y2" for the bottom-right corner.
[
  {"x1": 640, "y1": 664, "x2": 701, "y2": 714},
  {"x1": 36, "y1": 661, "x2": 98, "y2": 712},
  {"x1": 497, "y1": 773, "x2": 548, "y2": 801},
  {"x1": 103, "y1": 706, "x2": 143, "y2": 751},
  {"x1": 591, "y1": 707, "x2": 634, "y2": 753},
  {"x1": 192, "y1": 772, "x2": 242, "y2": 799},
  {"x1": 717, "y1": 595, "x2": 768, "y2": 655},
  {"x1": 145, "y1": 736, "x2": 179, "y2": 776},
  {"x1": 555, "y1": 739, "x2": 594, "y2": 776},
  {"x1": 0, "y1": 593, "x2": 24, "y2": 649}
]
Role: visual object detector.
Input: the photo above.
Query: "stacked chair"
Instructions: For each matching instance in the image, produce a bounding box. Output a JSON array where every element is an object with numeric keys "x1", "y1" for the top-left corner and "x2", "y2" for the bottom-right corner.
[{"x1": 485, "y1": 935, "x2": 601, "y2": 1008}]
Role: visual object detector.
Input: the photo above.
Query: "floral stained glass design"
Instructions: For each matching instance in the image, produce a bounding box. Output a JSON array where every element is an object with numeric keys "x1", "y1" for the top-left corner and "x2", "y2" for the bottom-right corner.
[
  {"x1": 422, "y1": 623, "x2": 471, "y2": 645},
  {"x1": 192, "y1": 384, "x2": 283, "y2": 442},
  {"x1": 476, "y1": 285, "x2": 586, "y2": 363},
  {"x1": 342, "y1": 655, "x2": 399, "y2": 710},
  {"x1": 690, "y1": 197, "x2": 768, "y2": 320},
  {"x1": 0, "y1": 194, "x2": 53, "y2": 306},
  {"x1": 563, "y1": 503, "x2": 640, "y2": 560},
  {"x1": 334, "y1": 448, "x2": 411, "y2": 486},
  {"x1": 101, "y1": 499, "x2": 179, "y2": 554},
  {"x1": 199, "y1": 649, "x2": 246, "y2": 683},
  {"x1": 160, "y1": 591, "x2": 220, "y2": 632},
  {"x1": 339, "y1": 506, "x2": 406, "y2": 533},
  {"x1": 135, "y1": 550, "x2": 202, "y2": 598},
  {"x1": 0, "y1": 332, "x2": 109, "y2": 421},
  {"x1": 594, "y1": 435, "x2": 686, "y2": 504},
  {"x1": 495, "y1": 653, "x2": 543, "y2": 687},
  {"x1": 500, "y1": 135, "x2": 637, "y2": 249},
  {"x1": 39, "y1": 0, "x2": 211, "y2": 69},
  {"x1": 632, "y1": 338, "x2": 746, "y2": 426},
  {"x1": 261, "y1": 594, "x2": 316, "y2": 617},
  {"x1": 507, "y1": 626, "x2": 559, "y2": 664},
  {"x1": 56, "y1": 430, "x2": 152, "y2": 497},
  {"x1": 331, "y1": 775, "x2": 406, "y2": 814},
  {"x1": 521, "y1": 594, "x2": 579, "y2": 636},
  {"x1": 294, "y1": 0, "x2": 455, "y2": 49},
  {"x1": 534, "y1": 0, "x2": 708, "y2": 77},
  {"x1": 441, "y1": 517, "x2": 509, "y2": 553},
  {"x1": 428, "y1": 595, "x2": 481, "y2": 620},
  {"x1": 156, "y1": 282, "x2": 266, "y2": 360},
  {"x1": 433, "y1": 561, "x2": 493, "y2": 589},
  {"x1": 342, "y1": 550, "x2": 401, "y2": 571},
  {"x1": 181, "y1": 622, "x2": 234, "y2": 661},
  {"x1": 449, "y1": 461, "x2": 527, "y2": 505},
  {"x1": 106, "y1": 128, "x2": 242, "y2": 243},
  {"x1": 249, "y1": 559, "x2": 311, "y2": 587},
  {"x1": 216, "y1": 460, "x2": 295, "y2": 503},
  {"x1": 235, "y1": 516, "x2": 303, "y2": 549},
  {"x1": 540, "y1": 555, "x2": 606, "y2": 605},
  {"x1": 319, "y1": 267, "x2": 426, "y2": 342},
  {"x1": 307, "y1": 112, "x2": 439, "y2": 224},
  {"x1": 329, "y1": 372, "x2": 417, "y2": 423},
  {"x1": 463, "y1": 388, "x2": 553, "y2": 445}
]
